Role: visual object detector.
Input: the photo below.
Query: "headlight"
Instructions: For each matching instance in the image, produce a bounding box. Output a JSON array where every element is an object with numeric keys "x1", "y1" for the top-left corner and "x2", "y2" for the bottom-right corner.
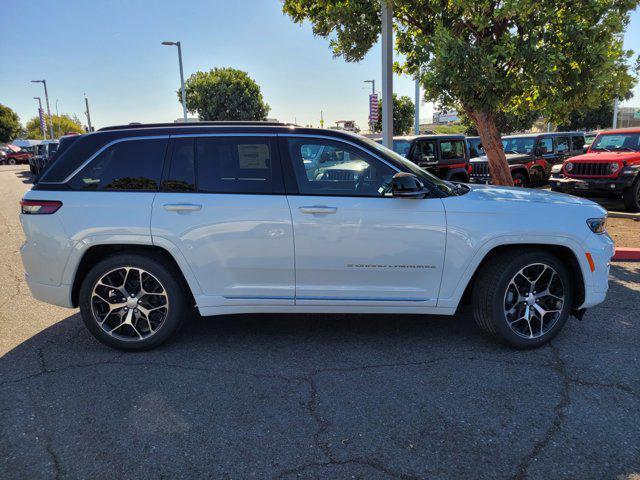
[
  {"x1": 551, "y1": 164, "x2": 562, "y2": 174},
  {"x1": 610, "y1": 163, "x2": 620, "y2": 173},
  {"x1": 565, "y1": 162, "x2": 574, "y2": 172},
  {"x1": 586, "y1": 217, "x2": 607, "y2": 234}
]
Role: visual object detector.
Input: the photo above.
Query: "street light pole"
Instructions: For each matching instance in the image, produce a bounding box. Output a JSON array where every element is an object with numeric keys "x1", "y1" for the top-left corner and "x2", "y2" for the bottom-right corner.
[
  {"x1": 162, "y1": 41, "x2": 188, "y2": 122},
  {"x1": 414, "y1": 77, "x2": 420, "y2": 135},
  {"x1": 85, "y1": 95, "x2": 93, "y2": 132},
  {"x1": 55, "y1": 99, "x2": 61, "y2": 138},
  {"x1": 33, "y1": 97, "x2": 46, "y2": 140},
  {"x1": 612, "y1": 98, "x2": 619, "y2": 129},
  {"x1": 380, "y1": 0, "x2": 394, "y2": 148},
  {"x1": 31, "y1": 80, "x2": 55, "y2": 139}
]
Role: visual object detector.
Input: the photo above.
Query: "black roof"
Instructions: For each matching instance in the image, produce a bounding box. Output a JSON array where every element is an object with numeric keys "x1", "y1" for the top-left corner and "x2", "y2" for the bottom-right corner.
[{"x1": 98, "y1": 121, "x2": 295, "y2": 132}]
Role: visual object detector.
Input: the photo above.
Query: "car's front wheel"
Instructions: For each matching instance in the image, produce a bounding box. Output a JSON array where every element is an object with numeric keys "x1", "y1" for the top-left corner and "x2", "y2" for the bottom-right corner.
[
  {"x1": 79, "y1": 252, "x2": 189, "y2": 350},
  {"x1": 472, "y1": 249, "x2": 573, "y2": 348}
]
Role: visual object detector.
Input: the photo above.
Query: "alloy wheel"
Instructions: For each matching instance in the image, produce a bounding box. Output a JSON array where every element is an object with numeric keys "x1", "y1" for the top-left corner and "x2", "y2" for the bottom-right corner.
[
  {"x1": 503, "y1": 263, "x2": 565, "y2": 339},
  {"x1": 91, "y1": 267, "x2": 169, "y2": 341}
]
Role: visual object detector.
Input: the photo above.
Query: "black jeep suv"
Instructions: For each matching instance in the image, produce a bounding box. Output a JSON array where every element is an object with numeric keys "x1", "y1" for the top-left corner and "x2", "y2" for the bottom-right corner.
[
  {"x1": 385, "y1": 134, "x2": 470, "y2": 182},
  {"x1": 470, "y1": 132, "x2": 585, "y2": 187}
]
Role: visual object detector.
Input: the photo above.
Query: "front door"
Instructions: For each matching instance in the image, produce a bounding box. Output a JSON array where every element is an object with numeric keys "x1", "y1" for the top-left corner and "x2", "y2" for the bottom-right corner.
[
  {"x1": 151, "y1": 136, "x2": 295, "y2": 308},
  {"x1": 282, "y1": 136, "x2": 447, "y2": 307}
]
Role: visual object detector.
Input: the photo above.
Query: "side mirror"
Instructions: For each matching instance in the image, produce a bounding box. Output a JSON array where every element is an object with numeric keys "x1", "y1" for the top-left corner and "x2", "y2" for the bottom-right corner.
[{"x1": 391, "y1": 172, "x2": 428, "y2": 198}]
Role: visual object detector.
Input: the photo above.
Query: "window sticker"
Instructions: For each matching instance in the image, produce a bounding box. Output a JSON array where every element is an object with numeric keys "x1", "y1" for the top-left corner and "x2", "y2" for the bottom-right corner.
[{"x1": 238, "y1": 144, "x2": 270, "y2": 169}]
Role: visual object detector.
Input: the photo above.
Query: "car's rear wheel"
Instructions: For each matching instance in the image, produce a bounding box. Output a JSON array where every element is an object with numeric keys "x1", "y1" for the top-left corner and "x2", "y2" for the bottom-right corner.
[
  {"x1": 472, "y1": 249, "x2": 573, "y2": 348},
  {"x1": 622, "y1": 177, "x2": 640, "y2": 212},
  {"x1": 79, "y1": 252, "x2": 189, "y2": 350},
  {"x1": 7, "y1": 158, "x2": 16, "y2": 166}
]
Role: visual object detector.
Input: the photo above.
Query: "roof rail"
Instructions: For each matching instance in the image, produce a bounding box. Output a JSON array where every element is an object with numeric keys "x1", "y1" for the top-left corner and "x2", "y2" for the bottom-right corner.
[{"x1": 98, "y1": 121, "x2": 294, "y2": 132}]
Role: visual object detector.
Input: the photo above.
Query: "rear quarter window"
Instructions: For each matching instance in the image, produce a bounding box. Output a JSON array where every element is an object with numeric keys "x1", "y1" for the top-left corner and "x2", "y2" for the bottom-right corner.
[{"x1": 68, "y1": 138, "x2": 168, "y2": 191}]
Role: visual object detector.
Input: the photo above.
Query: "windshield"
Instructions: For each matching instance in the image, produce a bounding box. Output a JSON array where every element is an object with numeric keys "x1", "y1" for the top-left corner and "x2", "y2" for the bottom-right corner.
[
  {"x1": 591, "y1": 133, "x2": 640, "y2": 152},
  {"x1": 392, "y1": 140, "x2": 412, "y2": 157},
  {"x1": 360, "y1": 136, "x2": 456, "y2": 195},
  {"x1": 502, "y1": 137, "x2": 536, "y2": 154}
]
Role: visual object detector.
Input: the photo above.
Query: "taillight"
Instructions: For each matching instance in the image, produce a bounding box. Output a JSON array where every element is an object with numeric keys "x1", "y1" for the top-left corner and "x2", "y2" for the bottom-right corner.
[{"x1": 20, "y1": 200, "x2": 62, "y2": 215}]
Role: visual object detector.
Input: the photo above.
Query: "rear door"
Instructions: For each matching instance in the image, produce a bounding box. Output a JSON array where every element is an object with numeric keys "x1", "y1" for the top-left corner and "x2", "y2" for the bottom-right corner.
[
  {"x1": 282, "y1": 135, "x2": 446, "y2": 307},
  {"x1": 151, "y1": 135, "x2": 295, "y2": 308}
]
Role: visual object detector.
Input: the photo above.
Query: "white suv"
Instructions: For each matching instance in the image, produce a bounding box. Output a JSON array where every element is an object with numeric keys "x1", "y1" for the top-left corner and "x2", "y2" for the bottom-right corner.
[{"x1": 20, "y1": 123, "x2": 614, "y2": 350}]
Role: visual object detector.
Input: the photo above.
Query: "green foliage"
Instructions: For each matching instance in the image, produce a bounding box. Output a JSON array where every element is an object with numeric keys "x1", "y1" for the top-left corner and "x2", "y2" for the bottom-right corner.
[
  {"x1": 557, "y1": 101, "x2": 615, "y2": 131},
  {"x1": 459, "y1": 110, "x2": 540, "y2": 135},
  {"x1": 431, "y1": 124, "x2": 467, "y2": 135},
  {"x1": 374, "y1": 94, "x2": 414, "y2": 135},
  {"x1": 282, "y1": 0, "x2": 637, "y2": 132},
  {"x1": 182, "y1": 67, "x2": 270, "y2": 121},
  {"x1": 0, "y1": 104, "x2": 21, "y2": 143},
  {"x1": 25, "y1": 114, "x2": 83, "y2": 139}
]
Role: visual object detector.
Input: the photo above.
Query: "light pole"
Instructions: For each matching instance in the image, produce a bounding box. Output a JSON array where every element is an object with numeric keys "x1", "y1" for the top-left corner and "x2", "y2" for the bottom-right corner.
[
  {"x1": 55, "y1": 99, "x2": 61, "y2": 138},
  {"x1": 85, "y1": 95, "x2": 93, "y2": 132},
  {"x1": 33, "y1": 97, "x2": 46, "y2": 140},
  {"x1": 414, "y1": 77, "x2": 420, "y2": 134},
  {"x1": 31, "y1": 80, "x2": 55, "y2": 140},
  {"x1": 380, "y1": 1, "x2": 394, "y2": 148},
  {"x1": 162, "y1": 41, "x2": 188, "y2": 122}
]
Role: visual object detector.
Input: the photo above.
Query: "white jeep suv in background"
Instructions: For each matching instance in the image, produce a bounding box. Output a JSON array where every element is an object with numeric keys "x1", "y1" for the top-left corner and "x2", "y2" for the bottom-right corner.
[{"x1": 20, "y1": 122, "x2": 614, "y2": 350}]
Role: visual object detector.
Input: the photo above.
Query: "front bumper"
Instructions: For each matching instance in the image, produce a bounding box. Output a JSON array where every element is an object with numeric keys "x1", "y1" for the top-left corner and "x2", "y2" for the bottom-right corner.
[
  {"x1": 469, "y1": 175, "x2": 492, "y2": 184},
  {"x1": 549, "y1": 175, "x2": 635, "y2": 194},
  {"x1": 580, "y1": 231, "x2": 615, "y2": 309}
]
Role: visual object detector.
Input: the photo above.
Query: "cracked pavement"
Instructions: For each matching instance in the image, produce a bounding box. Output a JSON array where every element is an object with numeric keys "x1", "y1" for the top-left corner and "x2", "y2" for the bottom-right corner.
[{"x1": 0, "y1": 166, "x2": 639, "y2": 479}]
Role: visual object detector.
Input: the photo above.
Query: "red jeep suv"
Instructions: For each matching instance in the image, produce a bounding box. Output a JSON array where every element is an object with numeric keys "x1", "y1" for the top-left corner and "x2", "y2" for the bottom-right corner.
[{"x1": 549, "y1": 128, "x2": 640, "y2": 211}]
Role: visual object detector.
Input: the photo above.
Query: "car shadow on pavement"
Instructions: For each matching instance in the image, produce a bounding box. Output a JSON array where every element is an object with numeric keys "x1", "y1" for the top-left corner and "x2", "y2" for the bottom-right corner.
[
  {"x1": 1, "y1": 264, "x2": 638, "y2": 480},
  {"x1": 14, "y1": 169, "x2": 33, "y2": 185}
]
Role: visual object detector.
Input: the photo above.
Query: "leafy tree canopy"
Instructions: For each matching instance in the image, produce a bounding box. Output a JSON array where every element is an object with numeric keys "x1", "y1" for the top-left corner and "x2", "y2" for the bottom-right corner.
[
  {"x1": 25, "y1": 114, "x2": 83, "y2": 139},
  {"x1": 0, "y1": 104, "x2": 21, "y2": 143},
  {"x1": 283, "y1": 0, "x2": 638, "y2": 185},
  {"x1": 374, "y1": 94, "x2": 414, "y2": 135},
  {"x1": 182, "y1": 67, "x2": 270, "y2": 121}
]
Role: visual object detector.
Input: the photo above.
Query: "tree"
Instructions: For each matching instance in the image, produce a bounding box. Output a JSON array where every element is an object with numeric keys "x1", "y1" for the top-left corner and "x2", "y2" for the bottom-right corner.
[
  {"x1": 558, "y1": 102, "x2": 615, "y2": 131},
  {"x1": 0, "y1": 104, "x2": 21, "y2": 143},
  {"x1": 282, "y1": 0, "x2": 638, "y2": 186},
  {"x1": 460, "y1": 110, "x2": 540, "y2": 136},
  {"x1": 182, "y1": 67, "x2": 270, "y2": 121},
  {"x1": 374, "y1": 94, "x2": 414, "y2": 135},
  {"x1": 25, "y1": 114, "x2": 83, "y2": 139}
]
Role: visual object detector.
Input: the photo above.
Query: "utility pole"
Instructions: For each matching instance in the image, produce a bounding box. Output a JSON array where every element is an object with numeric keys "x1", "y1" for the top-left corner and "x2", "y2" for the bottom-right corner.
[
  {"x1": 85, "y1": 95, "x2": 93, "y2": 132},
  {"x1": 414, "y1": 77, "x2": 420, "y2": 135},
  {"x1": 162, "y1": 41, "x2": 188, "y2": 122},
  {"x1": 380, "y1": 0, "x2": 393, "y2": 148},
  {"x1": 55, "y1": 99, "x2": 61, "y2": 138},
  {"x1": 612, "y1": 98, "x2": 619, "y2": 129},
  {"x1": 320, "y1": 110, "x2": 324, "y2": 128},
  {"x1": 31, "y1": 80, "x2": 55, "y2": 140},
  {"x1": 33, "y1": 97, "x2": 46, "y2": 140}
]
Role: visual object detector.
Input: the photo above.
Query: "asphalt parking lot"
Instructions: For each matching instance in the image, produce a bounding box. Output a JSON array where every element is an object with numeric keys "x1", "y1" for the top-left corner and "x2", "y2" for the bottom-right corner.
[{"x1": 1, "y1": 165, "x2": 639, "y2": 480}]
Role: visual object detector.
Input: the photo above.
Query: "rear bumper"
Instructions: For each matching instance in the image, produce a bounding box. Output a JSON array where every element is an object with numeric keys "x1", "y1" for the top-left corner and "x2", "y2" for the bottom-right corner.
[
  {"x1": 549, "y1": 175, "x2": 635, "y2": 194},
  {"x1": 25, "y1": 275, "x2": 73, "y2": 308}
]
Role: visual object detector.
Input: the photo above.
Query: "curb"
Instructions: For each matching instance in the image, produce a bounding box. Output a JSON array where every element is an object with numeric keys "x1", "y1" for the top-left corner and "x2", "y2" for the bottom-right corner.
[
  {"x1": 612, "y1": 248, "x2": 640, "y2": 262},
  {"x1": 608, "y1": 212, "x2": 640, "y2": 220}
]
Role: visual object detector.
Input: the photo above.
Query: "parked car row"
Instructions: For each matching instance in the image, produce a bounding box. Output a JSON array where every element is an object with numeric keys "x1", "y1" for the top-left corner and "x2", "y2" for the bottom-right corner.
[{"x1": 28, "y1": 140, "x2": 59, "y2": 177}]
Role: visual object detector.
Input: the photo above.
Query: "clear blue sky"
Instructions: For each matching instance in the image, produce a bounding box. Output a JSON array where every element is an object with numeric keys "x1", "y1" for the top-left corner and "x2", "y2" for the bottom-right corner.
[{"x1": 1, "y1": 0, "x2": 639, "y2": 132}]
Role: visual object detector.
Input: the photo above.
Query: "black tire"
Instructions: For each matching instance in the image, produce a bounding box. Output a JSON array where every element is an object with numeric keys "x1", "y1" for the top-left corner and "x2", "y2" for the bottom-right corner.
[
  {"x1": 472, "y1": 249, "x2": 574, "y2": 349},
  {"x1": 79, "y1": 252, "x2": 189, "y2": 350},
  {"x1": 512, "y1": 172, "x2": 528, "y2": 188},
  {"x1": 7, "y1": 158, "x2": 17, "y2": 166},
  {"x1": 622, "y1": 177, "x2": 640, "y2": 212}
]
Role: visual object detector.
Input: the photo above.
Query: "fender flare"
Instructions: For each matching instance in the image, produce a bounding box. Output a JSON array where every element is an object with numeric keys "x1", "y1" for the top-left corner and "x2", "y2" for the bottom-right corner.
[
  {"x1": 436, "y1": 234, "x2": 590, "y2": 310},
  {"x1": 444, "y1": 167, "x2": 470, "y2": 181}
]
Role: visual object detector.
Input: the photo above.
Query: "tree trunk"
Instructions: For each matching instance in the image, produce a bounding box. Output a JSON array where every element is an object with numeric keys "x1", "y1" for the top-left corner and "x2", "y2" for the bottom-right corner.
[{"x1": 469, "y1": 110, "x2": 514, "y2": 187}]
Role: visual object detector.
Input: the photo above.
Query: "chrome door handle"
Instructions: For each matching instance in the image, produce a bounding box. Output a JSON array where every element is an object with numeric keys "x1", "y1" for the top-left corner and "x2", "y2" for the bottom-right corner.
[
  {"x1": 163, "y1": 203, "x2": 202, "y2": 212},
  {"x1": 299, "y1": 205, "x2": 337, "y2": 215}
]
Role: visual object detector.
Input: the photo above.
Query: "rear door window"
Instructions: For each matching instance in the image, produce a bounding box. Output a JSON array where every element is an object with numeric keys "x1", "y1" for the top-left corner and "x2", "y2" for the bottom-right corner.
[
  {"x1": 439, "y1": 139, "x2": 465, "y2": 160},
  {"x1": 195, "y1": 137, "x2": 282, "y2": 194},
  {"x1": 69, "y1": 138, "x2": 168, "y2": 190},
  {"x1": 538, "y1": 137, "x2": 553, "y2": 154},
  {"x1": 555, "y1": 136, "x2": 569, "y2": 153},
  {"x1": 572, "y1": 136, "x2": 585, "y2": 151}
]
